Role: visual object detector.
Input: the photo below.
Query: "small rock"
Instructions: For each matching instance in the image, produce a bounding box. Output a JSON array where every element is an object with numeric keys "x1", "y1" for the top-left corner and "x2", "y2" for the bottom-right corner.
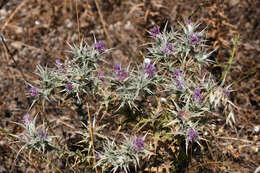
[
  {"x1": 65, "y1": 19, "x2": 72, "y2": 28},
  {"x1": 204, "y1": 131, "x2": 209, "y2": 136},
  {"x1": 254, "y1": 125, "x2": 259, "y2": 133},
  {"x1": 160, "y1": 97, "x2": 166, "y2": 103},
  {"x1": 124, "y1": 21, "x2": 134, "y2": 30},
  {"x1": 35, "y1": 20, "x2": 40, "y2": 25}
]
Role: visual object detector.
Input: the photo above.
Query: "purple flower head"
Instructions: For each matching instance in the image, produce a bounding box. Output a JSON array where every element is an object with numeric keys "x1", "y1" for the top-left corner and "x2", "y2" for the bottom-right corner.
[
  {"x1": 29, "y1": 87, "x2": 39, "y2": 97},
  {"x1": 166, "y1": 43, "x2": 173, "y2": 51},
  {"x1": 114, "y1": 63, "x2": 128, "y2": 82},
  {"x1": 173, "y1": 69, "x2": 182, "y2": 78},
  {"x1": 23, "y1": 113, "x2": 31, "y2": 124},
  {"x1": 95, "y1": 152, "x2": 100, "y2": 159},
  {"x1": 176, "y1": 79, "x2": 184, "y2": 89},
  {"x1": 133, "y1": 136, "x2": 144, "y2": 151},
  {"x1": 150, "y1": 26, "x2": 160, "y2": 37},
  {"x1": 94, "y1": 41, "x2": 106, "y2": 52},
  {"x1": 223, "y1": 89, "x2": 230, "y2": 96},
  {"x1": 145, "y1": 64, "x2": 156, "y2": 77},
  {"x1": 193, "y1": 88, "x2": 203, "y2": 101},
  {"x1": 55, "y1": 59, "x2": 63, "y2": 69},
  {"x1": 38, "y1": 129, "x2": 47, "y2": 140},
  {"x1": 143, "y1": 60, "x2": 156, "y2": 77},
  {"x1": 97, "y1": 72, "x2": 105, "y2": 82},
  {"x1": 187, "y1": 129, "x2": 197, "y2": 142},
  {"x1": 66, "y1": 83, "x2": 73, "y2": 91},
  {"x1": 114, "y1": 63, "x2": 121, "y2": 71},
  {"x1": 173, "y1": 69, "x2": 184, "y2": 89},
  {"x1": 115, "y1": 69, "x2": 128, "y2": 82},
  {"x1": 162, "y1": 43, "x2": 174, "y2": 55},
  {"x1": 189, "y1": 33, "x2": 201, "y2": 45},
  {"x1": 186, "y1": 19, "x2": 191, "y2": 25}
]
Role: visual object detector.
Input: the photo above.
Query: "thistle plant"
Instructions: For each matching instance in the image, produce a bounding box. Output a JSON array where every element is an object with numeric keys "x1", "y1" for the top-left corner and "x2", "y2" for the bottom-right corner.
[
  {"x1": 96, "y1": 134, "x2": 150, "y2": 173},
  {"x1": 146, "y1": 20, "x2": 236, "y2": 156},
  {"x1": 147, "y1": 25, "x2": 178, "y2": 63},
  {"x1": 109, "y1": 59, "x2": 158, "y2": 110},
  {"x1": 27, "y1": 39, "x2": 110, "y2": 106},
  {"x1": 14, "y1": 113, "x2": 55, "y2": 155},
  {"x1": 17, "y1": 19, "x2": 238, "y2": 172}
]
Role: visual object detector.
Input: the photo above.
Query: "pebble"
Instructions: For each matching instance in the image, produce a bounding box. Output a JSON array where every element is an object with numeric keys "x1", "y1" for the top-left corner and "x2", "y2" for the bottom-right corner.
[
  {"x1": 35, "y1": 20, "x2": 40, "y2": 25},
  {"x1": 65, "y1": 19, "x2": 73, "y2": 28},
  {"x1": 160, "y1": 97, "x2": 166, "y2": 103},
  {"x1": 204, "y1": 131, "x2": 209, "y2": 136},
  {"x1": 124, "y1": 21, "x2": 134, "y2": 30}
]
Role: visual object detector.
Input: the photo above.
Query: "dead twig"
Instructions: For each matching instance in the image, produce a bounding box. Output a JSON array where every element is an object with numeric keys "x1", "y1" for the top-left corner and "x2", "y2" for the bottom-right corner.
[
  {"x1": 75, "y1": 0, "x2": 81, "y2": 42},
  {"x1": 87, "y1": 103, "x2": 98, "y2": 173},
  {"x1": 0, "y1": 0, "x2": 27, "y2": 32},
  {"x1": 186, "y1": 161, "x2": 239, "y2": 172},
  {"x1": 0, "y1": 34, "x2": 28, "y2": 83},
  {"x1": 214, "y1": 136, "x2": 258, "y2": 145},
  {"x1": 94, "y1": 0, "x2": 112, "y2": 49}
]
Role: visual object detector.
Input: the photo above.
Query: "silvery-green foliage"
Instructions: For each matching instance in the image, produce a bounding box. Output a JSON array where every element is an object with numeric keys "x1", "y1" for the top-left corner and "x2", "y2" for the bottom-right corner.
[
  {"x1": 147, "y1": 24, "x2": 179, "y2": 62},
  {"x1": 29, "y1": 65, "x2": 55, "y2": 102},
  {"x1": 14, "y1": 114, "x2": 55, "y2": 155},
  {"x1": 96, "y1": 135, "x2": 150, "y2": 173},
  {"x1": 30, "y1": 39, "x2": 109, "y2": 104},
  {"x1": 21, "y1": 20, "x2": 237, "y2": 170},
  {"x1": 166, "y1": 100, "x2": 206, "y2": 154},
  {"x1": 148, "y1": 21, "x2": 214, "y2": 70},
  {"x1": 109, "y1": 60, "x2": 157, "y2": 110},
  {"x1": 68, "y1": 40, "x2": 107, "y2": 66},
  {"x1": 146, "y1": 20, "x2": 236, "y2": 129},
  {"x1": 75, "y1": 118, "x2": 107, "y2": 156}
]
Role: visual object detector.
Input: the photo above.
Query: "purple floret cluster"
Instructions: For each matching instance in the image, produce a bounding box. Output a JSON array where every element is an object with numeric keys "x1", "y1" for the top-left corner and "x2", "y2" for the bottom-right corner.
[
  {"x1": 133, "y1": 136, "x2": 144, "y2": 151},
  {"x1": 189, "y1": 33, "x2": 201, "y2": 45},
  {"x1": 29, "y1": 87, "x2": 39, "y2": 97},
  {"x1": 161, "y1": 42, "x2": 174, "y2": 55},
  {"x1": 23, "y1": 113, "x2": 31, "y2": 124},
  {"x1": 193, "y1": 88, "x2": 203, "y2": 101},
  {"x1": 94, "y1": 41, "x2": 106, "y2": 53},
  {"x1": 187, "y1": 129, "x2": 197, "y2": 142},
  {"x1": 150, "y1": 26, "x2": 161, "y2": 38},
  {"x1": 143, "y1": 59, "x2": 156, "y2": 77},
  {"x1": 66, "y1": 83, "x2": 73, "y2": 91},
  {"x1": 114, "y1": 63, "x2": 128, "y2": 82},
  {"x1": 173, "y1": 69, "x2": 184, "y2": 89}
]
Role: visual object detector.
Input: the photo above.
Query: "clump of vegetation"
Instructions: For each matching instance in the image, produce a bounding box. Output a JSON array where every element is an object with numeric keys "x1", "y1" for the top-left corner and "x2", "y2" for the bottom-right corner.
[{"x1": 9, "y1": 20, "x2": 236, "y2": 172}]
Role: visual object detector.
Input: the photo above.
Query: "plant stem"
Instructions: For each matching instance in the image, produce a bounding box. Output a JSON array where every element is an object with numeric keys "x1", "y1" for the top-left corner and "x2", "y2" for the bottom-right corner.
[
  {"x1": 87, "y1": 102, "x2": 99, "y2": 173},
  {"x1": 221, "y1": 34, "x2": 240, "y2": 86}
]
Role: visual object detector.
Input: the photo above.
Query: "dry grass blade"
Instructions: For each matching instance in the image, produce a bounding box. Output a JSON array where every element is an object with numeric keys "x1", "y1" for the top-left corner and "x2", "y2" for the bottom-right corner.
[
  {"x1": 186, "y1": 161, "x2": 238, "y2": 172},
  {"x1": 0, "y1": 34, "x2": 28, "y2": 83},
  {"x1": 0, "y1": 0, "x2": 27, "y2": 32},
  {"x1": 75, "y1": 0, "x2": 81, "y2": 42},
  {"x1": 94, "y1": 0, "x2": 112, "y2": 49},
  {"x1": 221, "y1": 34, "x2": 240, "y2": 86},
  {"x1": 87, "y1": 102, "x2": 98, "y2": 173}
]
